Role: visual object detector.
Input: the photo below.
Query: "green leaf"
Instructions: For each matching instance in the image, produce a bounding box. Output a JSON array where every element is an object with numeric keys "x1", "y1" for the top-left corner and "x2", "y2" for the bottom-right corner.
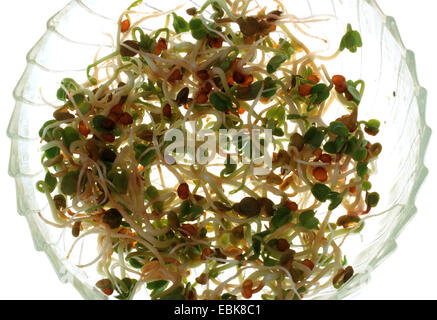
[
  {"x1": 267, "y1": 54, "x2": 287, "y2": 74},
  {"x1": 328, "y1": 192, "x2": 343, "y2": 210},
  {"x1": 262, "y1": 77, "x2": 279, "y2": 98},
  {"x1": 303, "y1": 127, "x2": 325, "y2": 149},
  {"x1": 62, "y1": 127, "x2": 80, "y2": 150},
  {"x1": 298, "y1": 210, "x2": 319, "y2": 230},
  {"x1": 108, "y1": 169, "x2": 128, "y2": 194},
  {"x1": 115, "y1": 278, "x2": 137, "y2": 300},
  {"x1": 266, "y1": 105, "x2": 285, "y2": 125},
  {"x1": 147, "y1": 280, "x2": 168, "y2": 291},
  {"x1": 271, "y1": 207, "x2": 292, "y2": 230},
  {"x1": 189, "y1": 18, "x2": 207, "y2": 40},
  {"x1": 329, "y1": 121, "x2": 349, "y2": 137},
  {"x1": 357, "y1": 162, "x2": 368, "y2": 177},
  {"x1": 234, "y1": 81, "x2": 263, "y2": 101},
  {"x1": 172, "y1": 13, "x2": 189, "y2": 34},
  {"x1": 308, "y1": 84, "x2": 330, "y2": 107},
  {"x1": 60, "y1": 171, "x2": 79, "y2": 195},
  {"x1": 45, "y1": 147, "x2": 60, "y2": 159},
  {"x1": 339, "y1": 24, "x2": 363, "y2": 53},
  {"x1": 134, "y1": 144, "x2": 157, "y2": 166},
  {"x1": 365, "y1": 192, "x2": 380, "y2": 207},
  {"x1": 138, "y1": 33, "x2": 154, "y2": 52},
  {"x1": 277, "y1": 39, "x2": 294, "y2": 58},
  {"x1": 156, "y1": 286, "x2": 186, "y2": 300},
  {"x1": 346, "y1": 80, "x2": 361, "y2": 103},
  {"x1": 351, "y1": 147, "x2": 367, "y2": 161},
  {"x1": 44, "y1": 172, "x2": 57, "y2": 193},
  {"x1": 210, "y1": 92, "x2": 232, "y2": 111},
  {"x1": 39, "y1": 120, "x2": 58, "y2": 141},
  {"x1": 311, "y1": 183, "x2": 331, "y2": 202}
]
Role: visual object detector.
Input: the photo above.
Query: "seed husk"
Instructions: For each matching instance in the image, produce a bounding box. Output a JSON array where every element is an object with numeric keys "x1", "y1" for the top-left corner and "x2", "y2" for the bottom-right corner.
[
  {"x1": 213, "y1": 201, "x2": 232, "y2": 212},
  {"x1": 333, "y1": 266, "x2": 354, "y2": 289},
  {"x1": 290, "y1": 133, "x2": 304, "y2": 151},
  {"x1": 177, "y1": 183, "x2": 190, "y2": 200},
  {"x1": 176, "y1": 87, "x2": 190, "y2": 105},
  {"x1": 237, "y1": 17, "x2": 260, "y2": 37},
  {"x1": 120, "y1": 40, "x2": 139, "y2": 57},
  {"x1": 53, "y1": 107, "x2": 75, "y2": 121},
  {"x1": 336, "y1": 215, "x2": 360, "y2": 228},
  {"x1": 54, "y1": 194, "x2": 66, "y2": 211},
  {"x1": 103, "y1": 208, "x2": 123, "y2": 229},
  {"x1": 276, "y1": 238, "x2": 290, "y2": 252},
  {"x1": 257, "y1": 197, "x2": 274, "y2": 217},
  {"x1": 100, "y1": 147, "x2": 117, "y2": 162},
  {"x1": 231, "y1": 225, "x2": 245, "y2": 240},
  {"x1": 72, "y1": 221, "x2": 81, "y2": 237},
  {"x1": 186, "y1": 7, "x2": 197, "y2": 16},
  {"x1": 233, "y1": 197, "x2": 261, "y2": 217},
  {"x1": 167, "y1": 211, "x2": 180, "y2": 229}
]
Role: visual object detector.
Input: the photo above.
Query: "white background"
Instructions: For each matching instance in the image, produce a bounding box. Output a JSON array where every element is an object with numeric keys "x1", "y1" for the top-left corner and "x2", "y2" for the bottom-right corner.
[{"x1": 0, "y1": 0, "x2": 436, "y2": 300}]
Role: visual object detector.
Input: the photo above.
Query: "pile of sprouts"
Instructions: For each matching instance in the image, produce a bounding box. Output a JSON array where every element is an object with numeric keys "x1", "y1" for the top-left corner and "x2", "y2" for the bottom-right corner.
[{"x1": 37, "y1": 0, "x2": 383, "y2": 300}]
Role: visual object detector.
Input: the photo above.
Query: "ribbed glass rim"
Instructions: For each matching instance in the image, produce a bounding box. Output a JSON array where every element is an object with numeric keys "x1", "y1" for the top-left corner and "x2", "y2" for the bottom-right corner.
[{"x1": 7, "y1": 0, "x2": 431, "y2": 299}]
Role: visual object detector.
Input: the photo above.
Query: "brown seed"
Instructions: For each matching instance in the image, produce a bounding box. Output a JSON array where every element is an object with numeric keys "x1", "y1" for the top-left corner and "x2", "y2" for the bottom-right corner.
[
  {"x1": 276, "y1": 149, "x2": 291, "y2": 164},
  {"x1": 369, "y1": 143, "x2": 382, "y2": 157},
  {"x1": 242, "y1": 279, "x2": 253, "y2": 299},
  {"x1": 302, "y1": 259, "x2": 314, "y2": 270},
  {"x1": 200, "y1": 82, "x2": 212, "y2": 94},
  {"x1": 54, "y1": 194, "x2": 66, "y2": 211},
  {"x1": 276, "y1": 238, "x2": 290, "y2": 252},
  {"x1": 266, "y1": 172, "x2": 283, "y2": 185},
  {"x1": 231, "y1": 225, "x2": 245, "y2": 240},
  {"x1": 201, "y1": 247, "x2": 214, "y2": 260},
  {"x1": 103, "y1": 208, "x2": 123, "y2": 229},
  {"x1": 186, "y1": 7, "x2": 197, "y2": 16},
  {"x1": 196, "y1": 92, "x2": 208, "y2": 104},
  {"x1": 336, "y1": 215, "x2": 360, "y2": 228},
  {"x1": 101, "y1": 117, "x2": 116, "y2": 131},
  {"x1": 233, "y1": 71, "x2": 246, "y2": 84},
  {"x1": 120, "y1": 40, "x2": 139, "y2": 57},
  {"x1": 213, "y1": 201, "x2": 232, "y2": 212},
  {"x1": 233, "y1": 197, "x2": 260, "y2": 217},
  {"x1": 344, "y1": 91, "x2": 353, "y2": 101},
  {"x1": 155, "y1": 38, "x2": 167, "y2": 56},
  {"x1": 176, "y1": 87, "x2": 190, "y2": 105},
  {"x1": 335, "y1": 82, "x2": 348, "y2": 94},
  {"x1": 162, "y1": 104, "x2": 172, "y2": 118},
  {"x1": 111, "y1": 105, "x2": 123, "y2": 116},
  {"x1": 78, "y1": 121, "x2": 90, "y2": 137},
  {"x1": 290, "y1": 133, "x2": 304, "y2": 151},
  {"x1": 257, "y1": 197, "x2": 274, "y2": 217},
  {"x1": 177, "y1": 183, "x2": 190, "y2": 200},
  {"x1": 266, "y1": 10, "x2": 283, "y2": 22},
  {"x1": 168, "y1": 69, "x2": 183, "y2": 82},
  {"x1": 196, "y1": 70, "x2": 210, "y2": 81},
  {"x1": 285, "y1": 201, "x2": 298, "y2": 212},
  {"x1": 85, "y1": 139, "x2": 100, "y2": 161},
  {"x1": 119, "y1": 112, "x2": 133, "y2": 125},
  {"x1": 333, "y1": 266, "x2": 354, "y2": 288},
  {"x1": 332, "y1": 75, "x2": 346, "y2": 87},
  {"x1": 167, "y1": 211, "x2": 180, "y2": 229},
  {"x1": 101, "y1": 133, "x2": 115, "y2": 143},
  {"x1": 136, "y1": 126, "x2": 154, "y2": 141},
  {"x1": 207, "y1": 35, "x2": 223, "y2": 49},
  {"x1": 181, "y1": 224, "x2": 197, "y2": 236},
  {"x1": 72, "y1": 221, "x2": 81, "y2": 237},
  {"x1": 196, "y1": 273, "x2": 207, "y2": 285},
  {"x1": 237, "y1": 17, "x2": 260, "y2": 36},
  {"x1": 96, "y1": 279, "x2": 113, "y2": 290},
  {"x1": 319, "y1": 154, "x2": 332, "y2": 163},
  {"x1": 53, "y1": 107, "x2": 74, "y2": 121},
  {"x1": 313, "y1": 167, "x2": 328, "y2": 182},
  {"x1": 280, "y1": 249, "x2": 296, "y2": 266}
]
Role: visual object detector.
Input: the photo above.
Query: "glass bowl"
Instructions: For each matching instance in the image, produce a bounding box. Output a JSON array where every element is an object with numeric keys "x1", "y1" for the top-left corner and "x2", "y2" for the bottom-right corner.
[{"x1": 7, "y1": 0, "x2": 431, "y2": 299}]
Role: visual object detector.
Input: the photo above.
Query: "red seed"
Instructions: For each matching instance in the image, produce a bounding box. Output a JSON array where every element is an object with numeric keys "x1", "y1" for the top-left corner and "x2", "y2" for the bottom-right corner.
[
  {"x1": 307, "y1": 74, "x2": 320, "y2": 84},
  {"x1": 196, "y1": 92, "x2": 208, "y2": 104},
  {"x1": 168, "y1": 69, "x2": 183, "y2": 82},
  {"x1": 102, "y1": 288, "x2": 114, "y2": 296},
  {"x1": 101, "y1": 133, "x2": 115, "y2": 143},
  {"x1": 276, "y1": 238, "x2": 290, "y2": 252},
  {"x1": 332, "y1": 75, "x2": 346, "y2": 86},
  {"x1": 242, "y1": 279, "x2": 253, "y2": 299},
  {"x1": 177, "y1": 183, "x2": 190, "y2": 200},
  {"x1": 79, "y1": 121, "x2": 90, "y2": 137},
  {"x1": 285, "y1": 201, "x2": 298, "y2": 212},
  {"x1": 119, "y1": 112, "x2": 133, "y2": 125},
  {"x1": 201, "y1": 248, "x2": 214, "y2": 260},
  {"x1": 155, "y1": 38, "x2": 167, "y2": 55},
  {"x1": 111, "y1": 105, "x2": 123, "y2": 116},
  {"x1": 335, "y1": 82, "x2": 348, "y2": 94},
  {"x1": 302, "y1": 259, "x2": 314, "y2": 270},
  {"x1": 319, "y1": 154, "x2": 332, "y2": 163},
  {"x1": 121, "y1": 19, "x2": 130, "y2": 33},
  {"x1": 163, "y1": 104, "x2": 172, "y2": 118},
  {"x1": 196, "y1": 70, "x2": 210, "y2": 81},
  {"x1": 298, "y1": 84, "x2": 313, "y2": 96},
  {"x1": 233, "y1": 71, "x2": 246, "y2": 84},
  {"x1": 207, "y1": 35, "x2": 223, "y2": 48},
  {"x1": 181, "y1": 224, "x2": 197, "y2": 236},
  {"x1": 313, "y1": 167, "x2": 328, "y2": 182}
]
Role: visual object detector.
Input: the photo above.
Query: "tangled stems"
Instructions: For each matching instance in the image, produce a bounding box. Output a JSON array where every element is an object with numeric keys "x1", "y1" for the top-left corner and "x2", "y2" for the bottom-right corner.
[{"x1": 37, "y1": 0, "x2": 382, "y2": 300}]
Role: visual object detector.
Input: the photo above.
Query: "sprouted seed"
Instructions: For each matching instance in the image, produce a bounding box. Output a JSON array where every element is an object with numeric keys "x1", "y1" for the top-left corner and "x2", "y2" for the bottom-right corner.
[{"x1": 36, "y1": 0, "x2": 383, "y2": 300}]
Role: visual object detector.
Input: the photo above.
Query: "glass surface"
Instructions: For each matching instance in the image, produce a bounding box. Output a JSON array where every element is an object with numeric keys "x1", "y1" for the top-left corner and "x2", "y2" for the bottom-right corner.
[{"x1": 7, "y1": 0, "x2": 431, "y2": 299}]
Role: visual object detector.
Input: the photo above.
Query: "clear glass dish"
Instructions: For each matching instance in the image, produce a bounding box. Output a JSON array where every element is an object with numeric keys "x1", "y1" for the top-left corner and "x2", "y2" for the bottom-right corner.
[{"x1": 7, "y1": 0, "x2": 431, "y2": 299}]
